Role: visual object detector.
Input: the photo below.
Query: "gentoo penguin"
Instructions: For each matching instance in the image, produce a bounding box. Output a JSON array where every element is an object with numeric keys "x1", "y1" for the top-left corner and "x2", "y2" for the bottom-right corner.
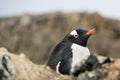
[{"x1": 47, "y1": 28, "x2": 99, "y2": 76}]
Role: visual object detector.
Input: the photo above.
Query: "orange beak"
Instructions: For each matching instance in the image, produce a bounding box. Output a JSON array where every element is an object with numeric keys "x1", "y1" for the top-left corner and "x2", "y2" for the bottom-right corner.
[{"x1": 86, "y1": 29, "x2": 95, "y2": 35}]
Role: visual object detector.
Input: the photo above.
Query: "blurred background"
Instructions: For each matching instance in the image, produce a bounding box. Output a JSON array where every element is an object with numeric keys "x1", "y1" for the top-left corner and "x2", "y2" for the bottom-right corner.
[{"x1": 0, "y1": 0, "x2": 120, "y2": 64}]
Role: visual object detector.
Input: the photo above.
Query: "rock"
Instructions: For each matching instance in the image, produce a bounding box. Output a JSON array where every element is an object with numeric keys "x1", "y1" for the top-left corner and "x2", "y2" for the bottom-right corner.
[
  {"x1": 0, "y1": 12, "x2": 120, "y2": 64},
  {"x1": 77, "y1": 58, "x2": 120, "y2": 80},
  {"x1": 0, "y1": 47, "x2": 69, "y2": 80},
  {"x1": 0, "y1": 47, "x2": 120, "y2": 80}
]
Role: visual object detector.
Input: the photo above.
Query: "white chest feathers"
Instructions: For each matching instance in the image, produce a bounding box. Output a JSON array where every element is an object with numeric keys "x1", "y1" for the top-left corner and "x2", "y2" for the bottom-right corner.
[{"x1": 71, "y1": 43, "x2": 91, "y2": 73}]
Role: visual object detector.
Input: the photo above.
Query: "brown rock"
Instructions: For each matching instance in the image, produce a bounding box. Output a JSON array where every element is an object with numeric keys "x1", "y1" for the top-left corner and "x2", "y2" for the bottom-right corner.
[
  {"x1": 0, "y1": 47, "x2": 69, "y2": 80},
  {"x1": 0, "y1": 12, "x2": 120, "y2": 64},
  {"x1": 0, "y1": 47, "x2": 120, "y2": 80}
]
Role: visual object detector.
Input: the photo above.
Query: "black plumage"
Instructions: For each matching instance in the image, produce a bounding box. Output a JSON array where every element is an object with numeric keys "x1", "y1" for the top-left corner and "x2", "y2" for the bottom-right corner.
[
  {"x1": 48, "y1": 41, "x2": 73, "y2": 74},
  {"x1": 47, "y1": 28, "x2": 98, "y2": 76}
]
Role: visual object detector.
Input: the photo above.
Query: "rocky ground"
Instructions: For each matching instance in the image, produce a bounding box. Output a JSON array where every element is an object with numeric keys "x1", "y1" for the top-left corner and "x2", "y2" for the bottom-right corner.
[
  {"x1": 0, "y1": 12, "x2": 120, "y2": 80},
  {"x1": 0, "y1": 12, "x2": 120, "y2": 64},
  {"x1": 0, "y1": 47, "x2": 120, "y2": 80},
  {"x1": 0, "y1": 47, "x2": 69, "y2": 80}
]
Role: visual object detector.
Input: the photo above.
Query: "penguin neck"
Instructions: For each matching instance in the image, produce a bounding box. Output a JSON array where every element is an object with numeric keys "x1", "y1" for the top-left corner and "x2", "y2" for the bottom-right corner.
[
  {"x1": 74, "y1": 40, "x2": 88, "y2": 47},
  {"x1": 71, "y1": 43, "x2": 89, "y2": 50},
  {"x1": 79, "y1": 41, "x2": 87, "y2": 47},
  {"x1": 77, "y1": 35, "x2": 90, "y2": 47}
]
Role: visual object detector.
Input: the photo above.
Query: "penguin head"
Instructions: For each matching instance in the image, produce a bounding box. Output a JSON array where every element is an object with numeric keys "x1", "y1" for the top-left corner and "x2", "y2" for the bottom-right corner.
[{"x1": 64, "y1": 28, "x2": 95, "y2": 47}]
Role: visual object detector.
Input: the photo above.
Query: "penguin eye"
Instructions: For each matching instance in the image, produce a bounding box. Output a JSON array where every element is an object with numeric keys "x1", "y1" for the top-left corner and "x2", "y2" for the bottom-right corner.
[{"x1": 74, "y1": 35, "x2": 78, "y2": 38}]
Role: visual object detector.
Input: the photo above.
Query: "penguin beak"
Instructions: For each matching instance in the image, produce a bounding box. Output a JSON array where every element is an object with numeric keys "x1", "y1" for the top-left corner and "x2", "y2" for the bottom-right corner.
[{"x1": 86, "y1": 28, "x2": 95, "y2": 35}]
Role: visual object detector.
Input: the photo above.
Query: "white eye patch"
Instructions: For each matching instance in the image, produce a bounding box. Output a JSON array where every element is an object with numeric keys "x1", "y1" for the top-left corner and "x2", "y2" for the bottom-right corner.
[{"x1": 70, "y1": 30, "x2": 78, "y2": 36}]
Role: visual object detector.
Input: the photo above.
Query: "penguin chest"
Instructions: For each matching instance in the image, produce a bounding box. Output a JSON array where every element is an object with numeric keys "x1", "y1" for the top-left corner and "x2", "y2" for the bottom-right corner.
[{"x1": 71, "y1": 43, "x2": 90, "y2": 73}]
